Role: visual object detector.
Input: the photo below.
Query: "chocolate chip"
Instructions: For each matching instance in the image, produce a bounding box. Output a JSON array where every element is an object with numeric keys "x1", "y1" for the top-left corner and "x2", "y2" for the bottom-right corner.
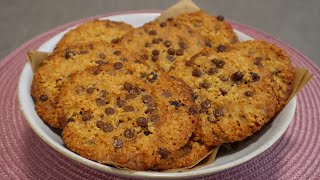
[
  {"x1": 126, "y1": 93, "x2": 137, "y2": 100},
  {"x1": 124, "y1": 129, "x2": 135, "y2": 138},
  {"x1": 145, "y1": 42, "x2": 152, "y2": 47},
  {"x1": 65, "y1": 52, "x2": 72, "y2": 59},
  {"x1": 162, "y1": 91, "x2": 172, "y2": 98},
  {"x1": 176, "y1": 49, "x2": 184, "y2": 56},
  {"x1": 216, "y1": 44, "x2": 227, "y2": 52},
  {"x1": 121, "y1": 57, "x2": 129, "y2": 61},
  {"x1": 179, "y1": 42, "x2": 187, "y2": 49},
  {"x1": 137, "y1": 117, "x2": 148, "y2": 127},
  {"x1": 113, "y1": 50, "x2": 121, "y2": 56},
  {"x1": 142, "y1": 95, "x2": 153, "y2": 103},
  {"x1": 111, "y1": 38, "x2": 120, "y2": 44},
  {"x1": 205, "y1": 40, "x2": 212, "y2": 47},
  {"x1": 86, "y1": 87, "x2": 95, "y2": 94},
  {"x1": 123, "y1": 105, "x2": 135, "y2": 112},
  {"x1": 91, "y1": 67, "x2": 101, "y2": 75},
  {"x1": 80, "y1": 50, "x2": 88, "y2": 54},
  {"x1": 75, "y1": 86, "x2": 85, "y2": 95},
  {"x1": 96, "y1": 121, "x2": 105, "y2": 129},
  {"x1": 200, "y1": 82, "x2": 211, "y2": 89},
  {"x1": 134, "y1": 59, "x2": 142, "y2": 64},
  {"x1": 113, "y1": 62, "x2": 123, "y2": 70},
  {"x1": 170, "y1": 100, "x2": 182, "y2": 107},
  {"x1": 254, "y1": 57, "x2": 263, "y2": 67},
  {"x1": 158, "y1": 148, "x2": 169, "y2": 159},
  {"x1": 231, "y1": 71, "x2": 244, "y2": 82},
  {"x1": 96, "y1": 60, "x2": 108, "y2": 66},
  {"x1": 96, "y1": 98, "x2": 106, "y2": 106},
  {"x1": 150, "y1": 114, "x2": 160, "y2": 122},
  {"x1": 102, "y1": 123, "x2": 114, "y2": 132},
  {"x1": 167, "y1": 17, "x2": 174, "y2": 21},
  {"x1": 214, "y1": 109, "x2": 224, "y2": 117},
  {"x1": 201, "y1": 100, "x2": 211, "y2": 109},
  {"x1": 160, "y1": 22, "x2": 167, "y2": 27},
  {"x1": 81, "y1": 111, "x2": 92, "y2": 121},
  {"x1": 39, "y1": 95, "x2": 48, "y2": 101},
  {"x1": 163, "y1": 40, "x2": 172, "y2": 47},
  {"x1": 152, "y1": 38, "x2": 162, "y2": 44},
  {"x1": 146, "y1": 72, "x2": 158, "y2": 83},
  {"x1": 105, "y1": 108, "x2": 115, "y2": 115},
  {"x1": 219, "y1": 88, "x2": 228, "y2": 96},
  {"x1": 245, "y1": 91, "x2": 253, "y2": 97},
  {"x1": 141, "y1": 54, "x2": 149, "y2": 60},
  {"x1": 144, "y1": 130, "x2": 151, "y2": 136},
  {"x1": 99, "y1": 53, "x2": 106, "y2": 59},
  {"x1": 152, "y1": 49, "x2": 160, "y2": 56},
  {"x1": 146, "y1": 104, "x2": 156, "y2": 113},
  {"x1": 208, "y1": 68, "x2": 218, "y2": 75},
  {"x1": 207, "y1": 115, "x2": 217, "y2": 123},
  {"x1": 167, "y1": 48, "x2": 175, "y2": 55},
  {"x1": 113, "y1": 139, "x2": 123, "y2": 148},
  {"x1": 188, "y1": 107, "x2": 198, "y2": 115},
  {"x1": 185, "y1": 60, "x2": 193, "y2": 66},
  {"x1": 152, "y1": 55, "x2": 159, "y2": 62},
  {"x1": 250, "y1": 72, "x2": 260, "y2": 82},
  {"x1": 132, "y1": 87, "x2": 142, "y2": 95},
  {"x1": 211, "y1": 59, "x2": 225, "y2": 68},
  {"x1": 217, "y1": 15, "x2": 224, "y2": 21},
  {"x1": 149, "y1": 30, "x2": 157, "y2": 35},
  {"x1": 166, "y1": 55, "x2": 175, "y2": 61},
  {"x1": 192, "y1": 69, "x2": 202, "y2": 77},
  {"x1": 124, "y1": 82, "x2": 133, "y2": 91},
  {"x1": 116, "y1": 99, "x2": 126, "y2": 107},
  {"x1": 100, "y1": 90, "x2": 108, "y2": 98}
]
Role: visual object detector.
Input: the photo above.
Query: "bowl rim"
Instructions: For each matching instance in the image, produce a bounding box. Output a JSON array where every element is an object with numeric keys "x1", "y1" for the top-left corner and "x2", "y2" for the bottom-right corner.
[{"x1": 17, "y1": 11, "x2": 297, "y2": 179}]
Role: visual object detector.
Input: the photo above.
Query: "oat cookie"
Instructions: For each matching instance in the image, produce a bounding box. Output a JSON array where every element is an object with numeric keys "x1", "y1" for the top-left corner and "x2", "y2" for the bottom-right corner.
[
  {"x1": 227, "y1": 40, "x2": 294, "y2": 111},
  {"x1": 120, "y1": 20, "x2": 206, "y2": 72},
  {"x1": 31, "y1": 42, "x2": 133, "y2": 128},
  {"x1": 173, "y1": 11, "x2": 238, "y2": 51},
  {"x1": 169, "y1": 48, "x2": 278, "y2": 146},
  {"x1": 59, "y1": 63, "x2": 198, "y2": 170},
  {"x1": 55, "y1": 19, "x2": 134, "y2": 51}
]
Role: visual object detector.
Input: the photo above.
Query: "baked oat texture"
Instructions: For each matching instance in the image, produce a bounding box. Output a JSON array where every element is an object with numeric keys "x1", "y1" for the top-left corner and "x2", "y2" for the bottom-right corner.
[
  {"x1": 120, "y1": 20, "x2": 206, "y2": 72},
  {"x1": 173, "y1": 11, "x2": 239, "y2": 50},
  {"x1": 55, "y1": 19, "x2": 134, "y2": 51},
  {"x1": 31, "y1": 42, "x2": 133, "y2": 128},
  {"x1": 227, "y1": 40, "x2": 295, "y2": 112},
  {"x1": 59, "y1": 63, "x2": 198, "y2": 170},
  {"x1": 169, "y1": 48, "x2": 278, "y2": 146}
]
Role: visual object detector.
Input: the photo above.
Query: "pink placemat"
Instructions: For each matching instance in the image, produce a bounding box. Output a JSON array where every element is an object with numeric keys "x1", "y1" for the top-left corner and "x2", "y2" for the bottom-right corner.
[{"x1": 0, "y1": 11, "x2": 319, "y2": 180}]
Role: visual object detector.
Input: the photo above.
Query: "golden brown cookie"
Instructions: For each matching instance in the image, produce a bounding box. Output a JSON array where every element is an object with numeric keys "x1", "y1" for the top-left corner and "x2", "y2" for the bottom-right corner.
[
  {"x1": 58, "y1": 62, "x2": 198, "y2": 170},
  {"x1": 169, "y1": 48, "x2": 278, "y2": 146},
  {"x1": 173, "y1": 11, "x2": 238, "y2": 51},
  {"x1": 31, "y1": 42, "x2": 134, "y2": 128},
  {"x1": 55, "y1": 19, "x2": 134, "y2": 51},
  {"x1": 120, "y1": 20, "x2": 206, "y2": 72},
  {"x1": 227, "y1": 40, "x2": 294, "y2": 111}
]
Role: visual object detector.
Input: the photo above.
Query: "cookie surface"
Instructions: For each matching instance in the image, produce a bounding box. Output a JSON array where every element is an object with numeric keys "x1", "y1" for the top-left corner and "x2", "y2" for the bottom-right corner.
[
  {"x1": 173, "y1": 11, "x2": 238, "y2": 50},
  {"x1": 120, "y1": 20, "x2": 206, "y2": 72},
  {"x1": 32, "y1": 42, "x2": 133, "y2": 128},
  {"x1": 58, "y1": 63, "x2": 198, "y2": 170},
  {"x1": 55, "y1": 19, "x2": 134, "y2": 51},
  {"x1": 227, "y1": 40, "x2": 294, "y2": 112},
  {"x1": 169, "y1": 48, "x2": 278, "y2": 146}
]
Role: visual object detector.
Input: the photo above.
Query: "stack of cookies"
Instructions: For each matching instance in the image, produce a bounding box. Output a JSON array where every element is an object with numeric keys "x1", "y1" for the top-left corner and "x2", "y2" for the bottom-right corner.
[{"x1": 31, "y1": 11, "x2": 294, "y2": 170}]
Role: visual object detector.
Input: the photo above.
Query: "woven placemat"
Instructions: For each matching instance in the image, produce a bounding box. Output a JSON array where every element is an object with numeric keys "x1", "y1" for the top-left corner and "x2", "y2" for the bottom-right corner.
[{"x1": 0, "y1": 11, "x2": 319, "y2": 180}]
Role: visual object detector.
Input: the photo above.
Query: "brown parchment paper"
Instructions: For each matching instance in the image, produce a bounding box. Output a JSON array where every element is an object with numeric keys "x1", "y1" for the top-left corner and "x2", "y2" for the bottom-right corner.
[{"x1": 27, "y1": 0, "x2": 313, "y2": 172}]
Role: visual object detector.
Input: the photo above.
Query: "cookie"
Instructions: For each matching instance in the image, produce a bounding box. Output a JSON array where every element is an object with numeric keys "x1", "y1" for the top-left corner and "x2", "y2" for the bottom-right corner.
[
  {"x1": 173, "y1": 11, "x2": 238, "y2": 50},
  {"x1": 227, "y1": 40, "x2": 294, "y2": 111},
  {"x1": 120, "y1": 20, "x2": 206, "y2": 72},
  {"x1": 169, "y1": 48, "x2": 278, "y2": 146},
  {"x1": 58, "y1": 62, "x2": 198, "y2": 170},
  {"x1": 31, "y1": 42, "x2": 134, "y2": 128},
  {"x1": 55, "y1": 19, "x2": 134, "y2": 51}
]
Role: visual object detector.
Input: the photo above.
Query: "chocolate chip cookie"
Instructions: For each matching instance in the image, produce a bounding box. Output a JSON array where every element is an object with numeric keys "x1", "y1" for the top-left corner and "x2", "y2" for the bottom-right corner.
[
  {"x1": 173, "y1": 11, "x2": 238, "y2": 51},
  {"x1": 55, "y1": 19, "x2": 134, "y2": 51},
  {"x1": 31, "y1": 42, "x2": 134, "y2": 128},
  {"x1": 58, "y1": 62, "x2": 198, "y2": 170},
  {"x1": 227, "y1": 40, "x2": 294, "y2": 112},
  {"x1": 120, "y1": 20, "x2": 206, "y2": 72},
  {"x1": 169, "y1": 48, "x2": 278, "y2": 146}
]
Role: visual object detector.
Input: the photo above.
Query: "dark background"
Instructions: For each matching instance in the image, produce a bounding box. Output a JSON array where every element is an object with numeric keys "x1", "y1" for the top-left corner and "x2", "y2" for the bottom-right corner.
[{"x1": 1, "y1": 0, "x2": 319, "y2": 66}]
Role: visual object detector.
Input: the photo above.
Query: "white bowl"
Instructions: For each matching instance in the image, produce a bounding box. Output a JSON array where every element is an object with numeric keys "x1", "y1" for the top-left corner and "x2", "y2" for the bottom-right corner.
[{"x1": 18, "y1": 13, "x2": 297, "y2": 179}]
